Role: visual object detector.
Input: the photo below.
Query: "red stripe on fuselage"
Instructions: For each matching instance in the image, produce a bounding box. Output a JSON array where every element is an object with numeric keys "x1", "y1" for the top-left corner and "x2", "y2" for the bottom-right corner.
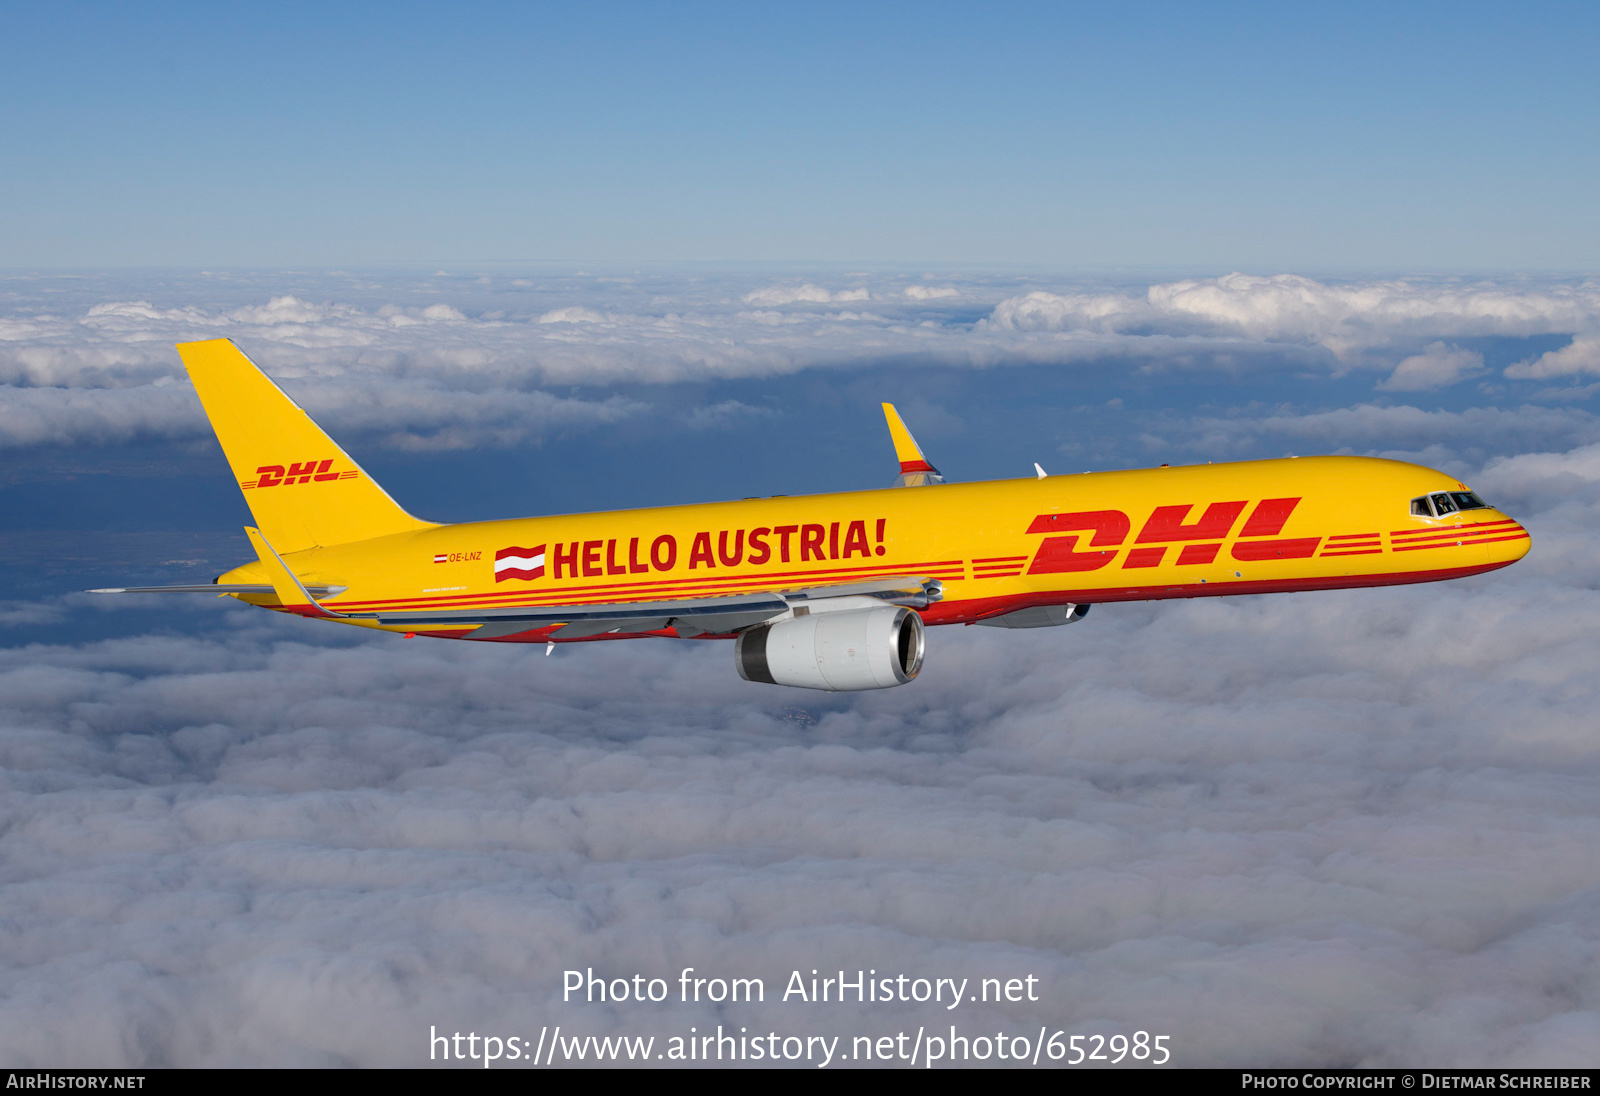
[
  {"x1": 1231, "y1": 537, "x2": 1322, "y2": 561},
  {"x1": 1390, "y1": 519, "x2": 1518, "y2": 539},
  {"x1": 460, "y1": 559, "x2": 1522, "y2": 643},
  {"x1": 1392, "y1": 531, "x2": 1529, "y2": 552},
  {"x1": 1392, "y1": 524, "x2": 1519, "y2": 540},
  {"x1": 917, "y1": 560, "x2": 1521, "y2": 623}
]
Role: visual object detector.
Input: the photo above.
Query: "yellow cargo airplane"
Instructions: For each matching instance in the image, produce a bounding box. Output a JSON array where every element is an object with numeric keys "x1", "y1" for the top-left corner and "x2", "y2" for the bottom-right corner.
[{"x1": 91, "y1": 339, "x2": 1531, "y2": 691}]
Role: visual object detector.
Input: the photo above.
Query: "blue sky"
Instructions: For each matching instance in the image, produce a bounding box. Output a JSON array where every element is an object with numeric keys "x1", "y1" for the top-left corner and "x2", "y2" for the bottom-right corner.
[{"x1": 2, "y1": 1, "x2": 1597, "y2": 268}]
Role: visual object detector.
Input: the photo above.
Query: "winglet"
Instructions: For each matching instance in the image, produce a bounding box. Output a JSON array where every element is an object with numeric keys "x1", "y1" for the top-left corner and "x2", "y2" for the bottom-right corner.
[
  {"x1": 244, "y1": 526, "x2": 345, "y2": 618},
  {"x1": 881, "y1": 403, "x2": 945, "y2": 487}
]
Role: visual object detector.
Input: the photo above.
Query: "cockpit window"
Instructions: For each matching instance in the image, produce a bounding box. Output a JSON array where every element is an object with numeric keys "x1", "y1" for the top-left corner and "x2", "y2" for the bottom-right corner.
[{"x1": 1410, "y1": 491, "x2": 1491, "y2": 519}]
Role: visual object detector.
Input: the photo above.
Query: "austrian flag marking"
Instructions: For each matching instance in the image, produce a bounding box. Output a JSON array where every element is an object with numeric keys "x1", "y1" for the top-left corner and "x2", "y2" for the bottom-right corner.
[{"x1": 494, "y1": 544, "x2": 547, "y2": 582}]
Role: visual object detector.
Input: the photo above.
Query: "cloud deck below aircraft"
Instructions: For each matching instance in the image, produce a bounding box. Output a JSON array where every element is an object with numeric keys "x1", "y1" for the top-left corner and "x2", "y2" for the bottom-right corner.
[
  {"x1": 2, "y1": 438, "x2": 1599, "y2": 1066},
  {"x1": 2, "y1": 269, "x2": 1599, "y2": 1066}
]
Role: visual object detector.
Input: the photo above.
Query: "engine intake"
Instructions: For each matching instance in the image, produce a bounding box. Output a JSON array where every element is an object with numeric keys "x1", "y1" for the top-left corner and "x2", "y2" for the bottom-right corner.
[{"x1": 735, "y1": 605, "x2": 924, "y2": 691}]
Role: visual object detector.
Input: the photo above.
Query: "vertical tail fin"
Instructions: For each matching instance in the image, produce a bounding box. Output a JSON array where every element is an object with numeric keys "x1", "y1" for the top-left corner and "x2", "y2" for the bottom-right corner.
[{"x1": 177, "y1": 339, "x2": 435, "y2": 553}]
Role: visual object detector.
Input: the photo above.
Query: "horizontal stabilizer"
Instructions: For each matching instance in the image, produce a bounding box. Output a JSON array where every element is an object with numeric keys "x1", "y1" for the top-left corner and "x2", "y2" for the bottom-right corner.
[{"x1": 88, "y1": 583, "x2": 347, "y2": 596}]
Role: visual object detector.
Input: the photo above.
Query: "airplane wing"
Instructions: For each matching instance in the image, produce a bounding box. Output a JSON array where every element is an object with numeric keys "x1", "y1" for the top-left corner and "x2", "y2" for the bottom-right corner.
[
  {"x1": 882, "y1": 403, "x2": 945, "y2": 487},
  {"x1": 364, "y1": 574, "x2": 943, "y2": 639}
]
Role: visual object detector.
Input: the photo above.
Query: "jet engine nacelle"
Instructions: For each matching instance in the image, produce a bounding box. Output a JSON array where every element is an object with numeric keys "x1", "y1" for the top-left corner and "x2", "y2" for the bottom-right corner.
[{"x1": 735, "y1": 603, "x2": 925, "y2": 691}]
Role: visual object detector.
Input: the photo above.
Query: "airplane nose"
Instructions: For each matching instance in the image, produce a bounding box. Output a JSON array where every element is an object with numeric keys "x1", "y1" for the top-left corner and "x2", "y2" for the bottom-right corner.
[{"x1": 1482, "y1": 518, "x2": 1531, "y2": 566}]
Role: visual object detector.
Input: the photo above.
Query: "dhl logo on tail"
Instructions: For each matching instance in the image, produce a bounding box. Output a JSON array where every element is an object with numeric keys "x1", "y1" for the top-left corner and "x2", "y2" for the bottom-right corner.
[{"x1": 242, "y1": 459, "x2": 360, "y2": 490}]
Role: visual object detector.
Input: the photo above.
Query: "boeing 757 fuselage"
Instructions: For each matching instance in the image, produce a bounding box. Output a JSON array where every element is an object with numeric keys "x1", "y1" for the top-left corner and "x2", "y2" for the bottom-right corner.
[{"x1": 91, "y1": 340, "x2": 1531, "y2": 691}]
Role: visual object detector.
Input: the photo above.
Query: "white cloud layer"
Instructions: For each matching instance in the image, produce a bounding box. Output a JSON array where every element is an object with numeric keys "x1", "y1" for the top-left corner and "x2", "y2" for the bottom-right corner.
[
  {"x1": 990, "y1": 274, "x2": 1600, "y2": 360},
  {"x1": 743, "y1": 283, "x2": 871, "y2": 306},
  {"x1": 1162, "y1": 403, "x2": 1600, "y2": 471},
  {"x1": 3, "y1": 441, "x2": 1600, "y2": 1066},
  {"x1": 0, "y1": 377, "x2": 644, "y2": 451},
  {"x1": 3, "y1": 270, "x2": 1598, "y2": 451},
  {"x1": 1377, "y1": 342, "x2": 1485, "y2": 391},
  {"x1": 1505, "y1": 336, "x2": 1600, "y2": 379}
]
